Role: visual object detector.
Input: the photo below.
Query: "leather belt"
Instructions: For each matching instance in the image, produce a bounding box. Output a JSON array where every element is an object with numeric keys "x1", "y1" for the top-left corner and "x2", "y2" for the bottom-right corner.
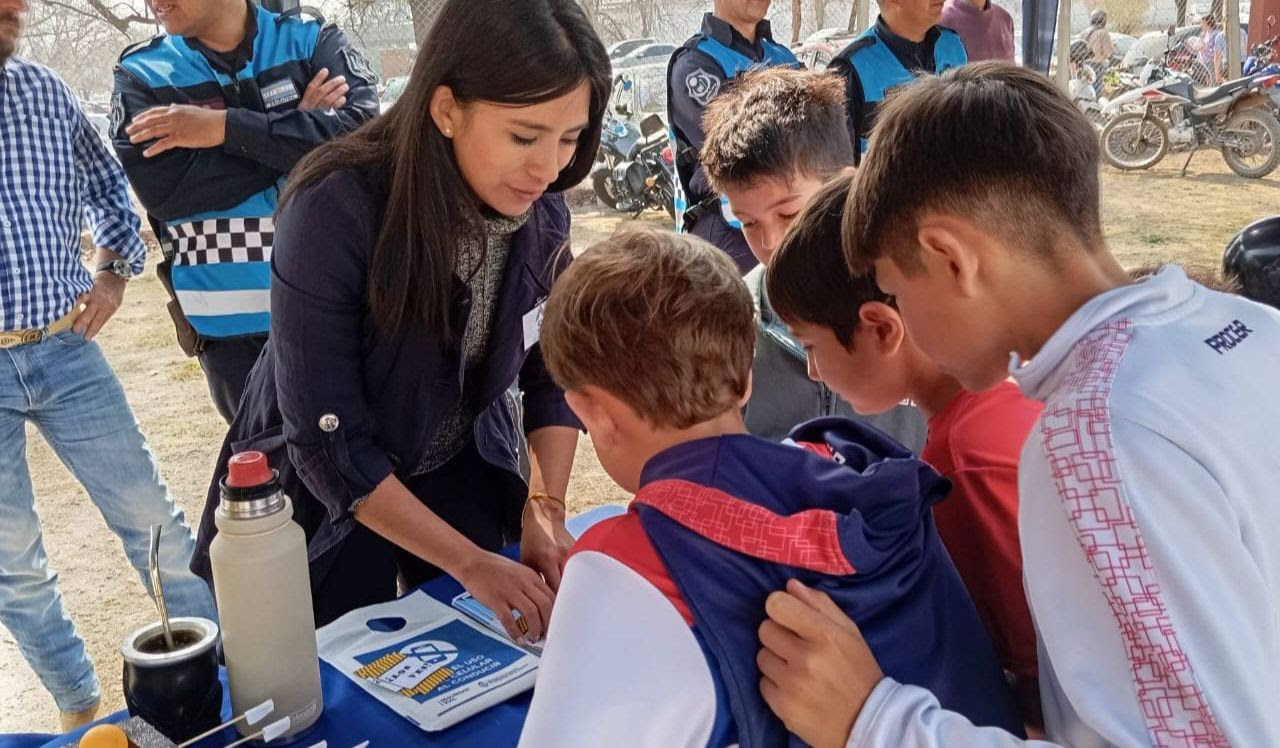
[{"x1": 0, "y1": 308, "x2": 81, "y2": 349}]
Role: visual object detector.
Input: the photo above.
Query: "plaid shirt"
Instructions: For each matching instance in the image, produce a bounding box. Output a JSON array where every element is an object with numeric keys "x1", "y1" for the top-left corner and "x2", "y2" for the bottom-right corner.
[{"x1": 0, "y1": 57, "x2": 146, "y2": 332}]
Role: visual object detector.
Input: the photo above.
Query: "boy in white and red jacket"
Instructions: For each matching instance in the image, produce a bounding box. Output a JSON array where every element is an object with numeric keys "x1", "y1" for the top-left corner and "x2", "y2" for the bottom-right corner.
[{"x1": 757, "y1": 62, "x2": 1280, "y2": 747}]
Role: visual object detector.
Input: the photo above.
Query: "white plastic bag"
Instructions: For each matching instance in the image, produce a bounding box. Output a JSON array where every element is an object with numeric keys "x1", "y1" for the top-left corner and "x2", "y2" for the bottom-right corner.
[{"x1": 317, "y1": 590, "x2": 539, "y2": 731}]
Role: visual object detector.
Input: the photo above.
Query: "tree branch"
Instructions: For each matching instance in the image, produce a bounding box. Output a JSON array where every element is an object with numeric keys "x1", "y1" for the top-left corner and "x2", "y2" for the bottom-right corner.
[{"x1": 36, "y1": 0, "x2": 157, "y2": 37}]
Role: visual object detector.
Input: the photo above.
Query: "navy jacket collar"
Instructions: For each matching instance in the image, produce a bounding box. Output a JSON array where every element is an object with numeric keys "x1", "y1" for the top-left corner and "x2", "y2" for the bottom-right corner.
[
  {"x1": 184, "y1": 0, "x2": 259, "y2": 74},
  {"x1": 874, "y1": 15, "x2": 943, "y2": 71},
  {"x1": 701, "y1": 13, "x2": 777, "y2": 56}
]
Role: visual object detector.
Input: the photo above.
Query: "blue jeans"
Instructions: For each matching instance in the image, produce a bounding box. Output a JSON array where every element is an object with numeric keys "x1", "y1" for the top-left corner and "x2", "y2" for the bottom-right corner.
[{"x1": 0, "y1": 329, "x2": 216, "y2": 713}]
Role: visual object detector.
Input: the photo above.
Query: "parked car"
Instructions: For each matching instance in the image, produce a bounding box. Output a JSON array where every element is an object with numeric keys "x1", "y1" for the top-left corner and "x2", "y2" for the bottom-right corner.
[
  {"x1": 613, "y1": 42, "x2": 677, "y2": 69},
  {"x1": 380, "y1": 75, "x2": 409, "y2": 114},
  {"x1": 792, "y1": 26, "x2": 856, "y2": 70},
  {"x1": 608, "y1": 37, "x2": 657, "y2": 60},
  {"x1": 78, "y1": 100, "x2": 115, "y2": 155}
]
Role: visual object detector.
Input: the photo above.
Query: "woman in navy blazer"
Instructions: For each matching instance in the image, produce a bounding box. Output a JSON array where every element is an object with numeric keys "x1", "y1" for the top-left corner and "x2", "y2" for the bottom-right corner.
[{"x1": 192, "y1": 0, "x2": 612, "y2": 634}]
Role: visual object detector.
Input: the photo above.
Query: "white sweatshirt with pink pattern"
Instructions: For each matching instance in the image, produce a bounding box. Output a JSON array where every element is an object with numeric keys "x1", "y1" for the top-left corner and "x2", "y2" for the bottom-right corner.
[{"x1": 850, "y1": 266, "x2": 1280, "y2": 747}]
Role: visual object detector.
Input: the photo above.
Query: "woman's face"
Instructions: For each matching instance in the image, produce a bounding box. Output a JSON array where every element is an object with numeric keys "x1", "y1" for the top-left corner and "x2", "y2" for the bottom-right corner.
[{"x1": 434, "y1": 83, "x2": 593, "y2": 217}]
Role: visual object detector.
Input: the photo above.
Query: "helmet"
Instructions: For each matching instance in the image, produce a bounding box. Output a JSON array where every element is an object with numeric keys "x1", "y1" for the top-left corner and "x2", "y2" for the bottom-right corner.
[
  {"x1": 1223, "y1": 215, "x2": 1280, "y2": 309},
  {"x1": 1090, "y1": 9, "x2": 1107, "y2": 26}
]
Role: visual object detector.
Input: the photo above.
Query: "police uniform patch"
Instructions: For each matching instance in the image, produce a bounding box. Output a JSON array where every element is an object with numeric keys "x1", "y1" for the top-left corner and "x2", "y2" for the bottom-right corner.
[
  {"x1": 261, "y1": 77, "x2": 301, "y2": 109},
  {"x1": 109, "y1": 92, "x2": 125, "y2": 138},
  {"x1": 342, "y1": 47, "x2": 378, "y2": 86},
  {"x1": 685, "y1": 68, "x2": 721, "y2": 107}
]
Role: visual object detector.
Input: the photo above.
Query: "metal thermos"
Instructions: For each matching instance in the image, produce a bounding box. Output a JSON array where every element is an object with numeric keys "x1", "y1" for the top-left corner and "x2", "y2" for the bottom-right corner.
[{"x1": 210, "y1": 451, "x2": 323, "y2": 739}]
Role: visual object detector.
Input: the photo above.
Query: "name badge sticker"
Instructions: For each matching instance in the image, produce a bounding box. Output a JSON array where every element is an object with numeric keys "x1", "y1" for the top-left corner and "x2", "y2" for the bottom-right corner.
[
  {"x1": 522, "y1": 300, "x2": 547, "y2": 351},
  {"x1": 261, "y1": 77, "x2": 301, "y2": 109}
]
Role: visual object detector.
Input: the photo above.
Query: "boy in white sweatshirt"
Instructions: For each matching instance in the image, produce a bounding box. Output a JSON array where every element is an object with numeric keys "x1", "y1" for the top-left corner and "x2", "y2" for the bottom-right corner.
[{"x1": 755, "y1": 61, "x2": 1280, "y2": 748}]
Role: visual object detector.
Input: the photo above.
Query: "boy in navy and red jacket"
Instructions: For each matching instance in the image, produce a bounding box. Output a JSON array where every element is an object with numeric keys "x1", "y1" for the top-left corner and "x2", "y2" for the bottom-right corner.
[{"x1": 519, "y1": 228, "x2": 1021, "y2": 747}]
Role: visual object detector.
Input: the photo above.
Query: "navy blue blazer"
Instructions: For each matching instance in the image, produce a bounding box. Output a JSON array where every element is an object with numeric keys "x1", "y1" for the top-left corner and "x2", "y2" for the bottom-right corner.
[{"x1": 192, "y1": 167, "x2": 581, "y2": 580}]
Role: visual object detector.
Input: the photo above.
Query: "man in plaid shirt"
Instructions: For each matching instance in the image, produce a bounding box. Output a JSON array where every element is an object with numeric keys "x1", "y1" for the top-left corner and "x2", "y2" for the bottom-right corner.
[{"x1": 0, "y1": 0, "x2": 215, "y2": 731}]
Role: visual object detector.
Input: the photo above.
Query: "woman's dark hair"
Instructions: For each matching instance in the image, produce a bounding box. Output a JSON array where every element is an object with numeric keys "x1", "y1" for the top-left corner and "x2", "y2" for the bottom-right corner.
[{"x1": 282, "y1": 0, "x2": 610, "y2": 339}]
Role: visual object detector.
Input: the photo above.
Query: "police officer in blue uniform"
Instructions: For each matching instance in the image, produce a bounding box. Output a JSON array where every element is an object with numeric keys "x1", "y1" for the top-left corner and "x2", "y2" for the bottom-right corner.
[
  {"x1": 830, "y1": 0, "x2": 967, "y2": 161},
  {"x1": 112, "y1": 0, "x2": 378, "y2": 423},
  {"x1": 667, "y1": 0, "x2": 798, "y2": 274}
]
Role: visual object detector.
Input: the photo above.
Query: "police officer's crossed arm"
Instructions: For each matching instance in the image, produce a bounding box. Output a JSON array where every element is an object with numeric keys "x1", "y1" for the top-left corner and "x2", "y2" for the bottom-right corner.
[
  {"x1": 668, "y1": 48, "x2": 729, "y2": 202},
  {"x1": 112, "y1": 25, "x2": 379, "y2": 223},
  {"x1": 218, "y1": 24, "x2": 379, "y2": 173},
  {"x1": 112, "y1": 67, "x2": 283, "y2": 223}
]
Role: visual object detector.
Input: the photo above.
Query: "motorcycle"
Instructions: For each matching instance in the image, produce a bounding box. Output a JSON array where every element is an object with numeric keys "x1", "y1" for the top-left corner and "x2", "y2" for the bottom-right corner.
[
  {"x1": 1070, "y1": 72, "x2": 1108, "y2": 128},
  {"x1": 1243, "y1": 36, "x2": 1278, "y2": 76},
  {"x1": 1100, "y1": 52, "x2": 1196, "y2": 120},
  {"x1": 590, "y1": 77, "x2": 676, "y2": 218},
  {"x1": 1099, "y1": 68, "x2": 1280, "y2": 177},
  {"x1": 1243, "y1": 17, "x2": 1280, "y2": 113}
]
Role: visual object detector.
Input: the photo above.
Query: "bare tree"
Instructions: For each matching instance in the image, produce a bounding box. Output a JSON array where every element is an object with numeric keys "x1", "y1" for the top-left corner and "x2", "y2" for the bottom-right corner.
[
  {"x1": 23, "y1": 5, "x2": 134, "y2": 97},
  {"x1": 636, "y1": 0, "x2": 665, "y2": 37},
  {"x1": 35, "y1": 0, "x2": 155, "y2": 37},
  {"x1": 792, "y1": 0, "x2": 803, "y2": 43},
  {"x1": 812, "y1": 0, "x2": 833, "y2": 29}
]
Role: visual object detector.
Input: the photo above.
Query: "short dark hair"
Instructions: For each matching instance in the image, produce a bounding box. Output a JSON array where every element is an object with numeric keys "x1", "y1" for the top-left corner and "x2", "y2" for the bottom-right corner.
[
  {"x1": 700, "y1": 67, "x2": 853, "y2": 191},
  {"x1": 766, "y1": 172, "x2": 892, "y2": 347},
  {"x1": 843, "y1": 62, "x2": 1102, "y2": 275},
  {"x1": 541, "y1": 228, "x2": 755, "y2": 429}
]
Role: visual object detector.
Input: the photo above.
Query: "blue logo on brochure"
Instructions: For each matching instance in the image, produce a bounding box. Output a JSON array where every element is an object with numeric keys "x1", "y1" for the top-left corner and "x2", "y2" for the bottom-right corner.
[{"x1": 352, "y1": 619, "x2": 525, "y2": 702}]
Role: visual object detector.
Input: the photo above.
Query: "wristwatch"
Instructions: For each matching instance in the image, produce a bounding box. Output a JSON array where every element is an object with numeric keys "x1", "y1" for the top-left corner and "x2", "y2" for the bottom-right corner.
[{"x1": 96, "y1": 259, "x2": 133, "y2": 281}]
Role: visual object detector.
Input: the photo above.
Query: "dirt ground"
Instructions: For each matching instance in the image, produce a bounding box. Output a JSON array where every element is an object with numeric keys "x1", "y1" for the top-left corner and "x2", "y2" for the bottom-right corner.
[{"x1": 2, "y1": 161, "x2": 1276, "y2": 733}]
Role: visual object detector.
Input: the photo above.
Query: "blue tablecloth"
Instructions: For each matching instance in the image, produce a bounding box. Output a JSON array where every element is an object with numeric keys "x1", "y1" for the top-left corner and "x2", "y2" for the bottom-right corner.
[{"x1": 12, "y1": 504, "x2": 624, "y2": 748}]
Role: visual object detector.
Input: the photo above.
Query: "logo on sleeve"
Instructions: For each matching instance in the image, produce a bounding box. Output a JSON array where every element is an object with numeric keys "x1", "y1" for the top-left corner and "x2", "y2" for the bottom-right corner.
[
  {"x1": 109, "y1": 92, "x2": 126, "y2": 138},
  {"x1": 1204, "y1": 319, "x2": 1254, "y2": 354},
  {"x1": 685, "y1": 68, "x2": 721, "y2": 107},
  {"x1": 260, "y1": 77, "x2": 301, "y2": 109},
  {"x1": 343, "y1": 47, "x2": 378, "y2": 86}
]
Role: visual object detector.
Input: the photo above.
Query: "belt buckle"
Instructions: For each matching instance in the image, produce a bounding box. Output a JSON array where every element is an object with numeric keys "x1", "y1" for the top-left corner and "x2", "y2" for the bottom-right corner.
[{"x1": 0, "y1": 330, "x2": 36, "y2": 348}]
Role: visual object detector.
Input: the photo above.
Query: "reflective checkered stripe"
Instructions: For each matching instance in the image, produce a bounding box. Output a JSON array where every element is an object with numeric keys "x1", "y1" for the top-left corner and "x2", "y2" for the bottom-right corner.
[{"x1": 166, "y1": 217, "x2": 273, "y2": 339}]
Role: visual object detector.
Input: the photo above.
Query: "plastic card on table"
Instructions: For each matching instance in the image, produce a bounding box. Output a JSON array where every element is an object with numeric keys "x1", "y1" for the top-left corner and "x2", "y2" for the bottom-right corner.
[
  {"x1": 451, "y1": 593, "x2": 544, "y2": 655},
  {"x1": 317, "y1": 591, "x2": 539, "y2": 732}
]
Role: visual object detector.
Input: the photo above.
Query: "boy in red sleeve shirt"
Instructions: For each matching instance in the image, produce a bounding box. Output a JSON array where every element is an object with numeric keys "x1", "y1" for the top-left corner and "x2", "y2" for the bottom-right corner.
[{"x1": 765, "y1": 172, "x2": 1043, "y2": 726}]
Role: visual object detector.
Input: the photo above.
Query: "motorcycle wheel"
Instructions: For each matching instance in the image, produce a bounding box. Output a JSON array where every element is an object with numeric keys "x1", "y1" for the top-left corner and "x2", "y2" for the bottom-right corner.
[
  {"x1": 1221, "y1": 107, "x2": 1280, "y2": 179},
  {"x1": 1100, "y1": 113, "x2": 1169, "y2": 171},
  {"x1": 592, "y1": 169, "x2": 622, "y2": 211}
]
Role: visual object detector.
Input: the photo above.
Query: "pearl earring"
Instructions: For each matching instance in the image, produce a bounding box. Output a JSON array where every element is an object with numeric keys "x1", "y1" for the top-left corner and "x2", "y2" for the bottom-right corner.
[{"x1": 444, "y1": 128, "x2": 453, "y2": 137}]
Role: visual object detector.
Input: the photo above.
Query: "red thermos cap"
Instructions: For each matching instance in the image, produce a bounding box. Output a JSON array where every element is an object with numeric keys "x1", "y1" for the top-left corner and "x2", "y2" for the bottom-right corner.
[{"x1": 226, "y1": 451, "x2": 274, "y2": 488}]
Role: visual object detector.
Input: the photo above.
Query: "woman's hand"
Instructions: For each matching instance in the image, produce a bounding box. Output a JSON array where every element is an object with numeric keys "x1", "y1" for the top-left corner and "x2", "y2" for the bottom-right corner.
[
  {"x1": 521, "y1": 495, "x2": 574, "y2": 591},
  {"x1": 455, "y1": 549, "x2": 554, "y2": 644}
]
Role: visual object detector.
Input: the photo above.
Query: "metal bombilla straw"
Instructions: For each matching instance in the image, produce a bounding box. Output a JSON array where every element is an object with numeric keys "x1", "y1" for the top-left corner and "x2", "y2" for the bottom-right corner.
[{"x1": 148, "y1": 524, "x2": 175, "y2": 651}]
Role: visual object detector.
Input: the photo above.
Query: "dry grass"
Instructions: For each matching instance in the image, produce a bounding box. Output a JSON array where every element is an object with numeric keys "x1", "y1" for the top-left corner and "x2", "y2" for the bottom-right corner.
[{"x1": 2, "y1": 163, "x2": 1275, "y2": 733}]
